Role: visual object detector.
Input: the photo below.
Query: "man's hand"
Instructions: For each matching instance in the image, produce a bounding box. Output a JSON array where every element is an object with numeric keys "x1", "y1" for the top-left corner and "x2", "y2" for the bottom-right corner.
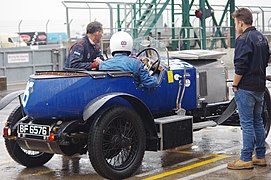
[
  {"x1": 232, "y1": 86, "x2": 238, "y2": 92},
  {"x1": 94, "y1": 57, "x2": 103, "y2": 65},
  {"x1": 140, "y1": 57, "x2": 149, "y2": 65},
  {"x1": 91, "y1": 57, "x2": 103, "y2": 70},
  {"x1": 140, "y1": 57, "x2": 150, "y2": 70}
]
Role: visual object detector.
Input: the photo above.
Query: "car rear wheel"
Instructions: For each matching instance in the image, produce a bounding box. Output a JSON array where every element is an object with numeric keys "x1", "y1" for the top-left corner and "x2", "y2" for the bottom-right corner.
[
  {"x1": 88, "y1": 106, "x2": 146, "y2": 179},
  {"x1": 5, "y1": 106, "x2": 54, "y2": 167},
  {"x1": 263, "y1": 88, "x2": 271, "y2": 138}
]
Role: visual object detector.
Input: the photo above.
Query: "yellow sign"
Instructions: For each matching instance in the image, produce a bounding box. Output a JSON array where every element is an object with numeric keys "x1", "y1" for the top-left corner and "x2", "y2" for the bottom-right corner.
[{"x1": 167, "y1": 71, "x2": 174, "y2": 83}]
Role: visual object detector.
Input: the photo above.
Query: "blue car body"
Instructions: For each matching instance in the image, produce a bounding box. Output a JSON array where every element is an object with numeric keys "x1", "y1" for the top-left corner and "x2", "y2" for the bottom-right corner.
[{"x1": 22, "y1": 58, "x2": 197, "y2": 121}]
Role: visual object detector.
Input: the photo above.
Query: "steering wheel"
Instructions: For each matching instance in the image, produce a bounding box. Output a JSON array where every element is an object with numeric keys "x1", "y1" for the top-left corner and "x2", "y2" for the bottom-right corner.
[{"x1": 136, "y1": 47, "x2": 160, "y2": 76}]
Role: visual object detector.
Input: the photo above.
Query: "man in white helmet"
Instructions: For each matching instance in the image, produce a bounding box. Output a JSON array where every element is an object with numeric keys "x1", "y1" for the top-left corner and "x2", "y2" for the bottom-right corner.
[{"x1": 99, "y1": 31, "x2": 157, "y2": 89}]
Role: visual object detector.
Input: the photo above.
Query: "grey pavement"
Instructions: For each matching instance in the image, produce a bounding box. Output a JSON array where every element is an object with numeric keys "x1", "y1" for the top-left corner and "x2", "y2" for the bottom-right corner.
[{"x1": 0, "y1": 83, "x2": 26, "y2": 98}]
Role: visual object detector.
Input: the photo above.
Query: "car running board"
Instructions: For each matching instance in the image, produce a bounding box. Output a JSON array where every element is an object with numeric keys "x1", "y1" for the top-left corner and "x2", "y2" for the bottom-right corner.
[{"x1": 193, "y1": 121, "x2": 217, "y2": 130}]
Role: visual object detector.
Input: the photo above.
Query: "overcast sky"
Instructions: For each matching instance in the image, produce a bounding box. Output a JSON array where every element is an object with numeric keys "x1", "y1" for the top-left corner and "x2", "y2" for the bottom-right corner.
[{"x1": 1, "y1": 0, "x2": 271, "y2": 35}]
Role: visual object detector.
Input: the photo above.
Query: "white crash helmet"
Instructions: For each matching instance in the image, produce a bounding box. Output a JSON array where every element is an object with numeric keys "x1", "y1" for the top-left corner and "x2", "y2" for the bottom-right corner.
[{"x1": 110, "y1": 31, "x2": 133, "y2": 55}]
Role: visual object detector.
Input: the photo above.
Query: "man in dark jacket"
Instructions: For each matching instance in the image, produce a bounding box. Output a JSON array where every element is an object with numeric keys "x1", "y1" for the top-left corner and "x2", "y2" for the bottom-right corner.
[
  {"x1": 64, "y1": 21, "x2": 104, "y2": 70},
  {"x1": 227, "y1": 8, "x2": 270, "y2": 170}
]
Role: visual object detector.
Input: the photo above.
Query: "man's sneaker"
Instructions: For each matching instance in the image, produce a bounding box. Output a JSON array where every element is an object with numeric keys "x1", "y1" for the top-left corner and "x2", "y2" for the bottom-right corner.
[
  {"x1": 227, "y1": 159, "x2": 254, "y2": 170},
  {"x1": 252, "y1": 156, "x2": 267, "y2": 166}
]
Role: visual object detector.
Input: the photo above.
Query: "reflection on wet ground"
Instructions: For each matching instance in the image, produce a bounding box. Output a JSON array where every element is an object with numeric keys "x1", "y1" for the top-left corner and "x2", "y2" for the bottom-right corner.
[{"x1": 1, "y1": 65, "x2": 271, "y2": 179}]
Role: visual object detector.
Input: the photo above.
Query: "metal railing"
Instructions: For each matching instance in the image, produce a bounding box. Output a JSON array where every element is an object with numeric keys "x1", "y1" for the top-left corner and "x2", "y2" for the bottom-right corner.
[{"x1": 101, "y1": 26, "x2": 235, "y2": 50}]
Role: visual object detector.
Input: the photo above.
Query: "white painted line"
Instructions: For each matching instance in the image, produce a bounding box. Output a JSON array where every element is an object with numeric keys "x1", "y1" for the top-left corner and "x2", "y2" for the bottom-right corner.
[
  {"x1": 215, "y1": 146, "x2": 241, "y2": 154},
  {"x1": 178, "y1": 149, "x2": 271, "y2": 180},
  {"x1": 137, "y1": 154, "x2": 212, "y2": 178},
  {"x1": 136, "y1": 157, "x2": 202, "y2": 178},
  {"x1": 177, "y1": 164, "x2": 227, "y2": 180},
  {"x1": 171, "y1": 155, "x2": 211, "y2": 168},
  {"x1": 136, "y1": 168, "x2": 164, "y2": 178}
]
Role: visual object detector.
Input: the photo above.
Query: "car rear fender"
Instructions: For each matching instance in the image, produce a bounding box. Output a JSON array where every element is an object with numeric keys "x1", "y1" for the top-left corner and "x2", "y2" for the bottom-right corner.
[
  {"x1": 0, "y1": 90, "x2": 25, "y2": 111},
  {"x1": 83, "y1": 92, "x2": 158, "y2": 151}
]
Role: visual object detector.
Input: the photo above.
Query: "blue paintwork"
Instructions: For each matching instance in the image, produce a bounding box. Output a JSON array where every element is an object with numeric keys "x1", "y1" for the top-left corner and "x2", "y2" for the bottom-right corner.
[{"x1": 22, "y1": 58, "x2": 197, "y2": 120}]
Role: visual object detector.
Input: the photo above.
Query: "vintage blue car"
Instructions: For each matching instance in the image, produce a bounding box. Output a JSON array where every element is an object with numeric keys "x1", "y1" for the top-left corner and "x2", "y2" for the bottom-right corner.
[{"x1": 1, "y1": 39, "x2": 270, "y2": 179}]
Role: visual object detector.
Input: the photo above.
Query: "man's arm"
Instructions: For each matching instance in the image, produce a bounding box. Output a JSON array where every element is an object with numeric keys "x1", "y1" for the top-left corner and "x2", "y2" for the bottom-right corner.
[
  {"x1": 67, "y1": 44, "x2": 93, "y2": 70},
  {"x1": 232, "y1": 73, "x2": 242, "y2": 92},
  {"x1": 232, "y1": 38, "x2": 252, "y2": 92},
  {"x1": 138, "y1": 62, "x2": 157, "y2": 89}
]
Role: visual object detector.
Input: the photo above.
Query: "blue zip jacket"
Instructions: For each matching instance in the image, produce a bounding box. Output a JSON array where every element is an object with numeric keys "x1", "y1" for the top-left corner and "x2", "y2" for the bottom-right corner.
[
  {"x1": 99, "y1": 53, "x2": 157, "y2": 89},
  {"x1": 64, "y1": 36, "x2": 104, "y2": 70},
  {"x1": 234, "y1": 26, "x2": 270, "y2": 92}
]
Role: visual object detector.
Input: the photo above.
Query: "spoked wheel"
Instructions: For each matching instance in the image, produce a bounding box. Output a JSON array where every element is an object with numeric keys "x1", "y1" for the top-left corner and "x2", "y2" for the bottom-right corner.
[
  {"x1": 5, "y1": 106, "x2": 54, "y2": 167},
  {"x1": 263, "y1": 88, "x2": 271, "y2": 138},
  {"x1": 88, "y1": 106, "x2": 146, "y2": 179}
]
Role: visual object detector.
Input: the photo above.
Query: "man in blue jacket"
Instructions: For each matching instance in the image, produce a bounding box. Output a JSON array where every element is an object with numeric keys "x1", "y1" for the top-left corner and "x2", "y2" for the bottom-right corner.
[
  {"x1": 227, "y1": 8, "x2": 270, "y2": 170},
  {"x1": 99, "y1": 31, "x2": 157, "y2": 89},
  {"x1": 64, "y1": 21, "x2": 104, "y2": 70}
]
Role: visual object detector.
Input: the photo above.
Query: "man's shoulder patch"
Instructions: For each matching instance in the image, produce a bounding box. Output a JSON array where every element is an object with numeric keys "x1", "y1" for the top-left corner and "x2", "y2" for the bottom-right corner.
[{"x1": 74, "y1": 51, "x2": 81, "y2": 56}]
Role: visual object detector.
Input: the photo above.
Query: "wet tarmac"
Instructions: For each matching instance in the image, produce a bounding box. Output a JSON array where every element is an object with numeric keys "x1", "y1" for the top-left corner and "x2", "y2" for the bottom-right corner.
[
  {"x1": 1, "y1": 75, "x2": 271, "y2": 179},
  {"x1": 1, "y1": 99, "x2": 271, "y2": 180}
]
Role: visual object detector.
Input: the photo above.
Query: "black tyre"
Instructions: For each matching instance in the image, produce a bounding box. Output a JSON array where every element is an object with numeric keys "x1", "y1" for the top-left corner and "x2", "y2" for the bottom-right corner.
[
  {"x1": 263, "y1": 88, "x2": 271, "y2": 138},
  {"x1": 88, "y1": 106, "x2": 146, "y2": 179},
  {"x1": 5, "y1": 106, "x2": 54, "y2": 167}
]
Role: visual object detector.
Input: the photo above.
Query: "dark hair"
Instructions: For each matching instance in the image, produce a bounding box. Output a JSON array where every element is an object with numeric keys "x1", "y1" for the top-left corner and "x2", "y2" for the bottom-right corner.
[
  {"x1": 232, "y1": 8, "x2": 253, "y2": 25},
  {"x1": 86, "y1": 21, "x2": 103, "y2": 34}
]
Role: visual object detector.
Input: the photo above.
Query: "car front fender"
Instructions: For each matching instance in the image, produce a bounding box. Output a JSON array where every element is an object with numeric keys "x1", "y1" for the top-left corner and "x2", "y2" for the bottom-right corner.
[
  {"x1": 215, "y1": 98, "x2": 237, "y2": 125},
  {"x1": 83, "y1": 92, "x2": 158, "y2": 151},
  {"x1": 0, "y1": 90, "x2": 25, "y2": 111}
]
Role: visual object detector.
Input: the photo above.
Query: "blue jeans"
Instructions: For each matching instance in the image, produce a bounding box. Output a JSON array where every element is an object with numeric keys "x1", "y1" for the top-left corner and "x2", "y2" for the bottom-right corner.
[{"x1": 234, "y1": 89, "x2": 266, "y2": 161}]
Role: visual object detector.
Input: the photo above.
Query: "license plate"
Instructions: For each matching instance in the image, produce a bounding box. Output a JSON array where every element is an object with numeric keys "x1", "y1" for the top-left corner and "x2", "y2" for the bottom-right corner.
[{"x1": 18, "y1": 124, "x2": 50, "y2": 136}]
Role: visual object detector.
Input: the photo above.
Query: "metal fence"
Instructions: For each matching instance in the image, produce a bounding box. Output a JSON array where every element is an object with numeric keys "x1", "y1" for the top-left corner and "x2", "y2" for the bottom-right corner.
[{"x1": 0, "y1": 45, "x2": 67, "y2": 84}]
